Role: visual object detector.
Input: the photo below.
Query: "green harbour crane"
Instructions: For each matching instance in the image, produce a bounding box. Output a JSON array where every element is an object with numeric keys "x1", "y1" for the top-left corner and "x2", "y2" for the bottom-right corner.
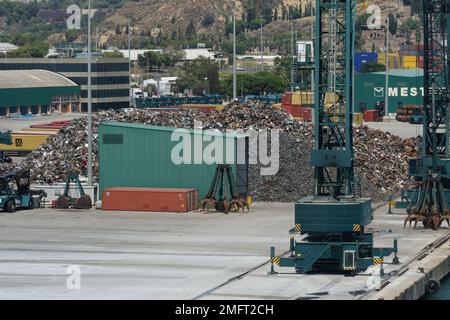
[
  {"x1": 271, "y1": 0, "x2": 398, "y2": 274},
  {"x1": 404, "y1": 0, "x2": 450, "y2": 230}
]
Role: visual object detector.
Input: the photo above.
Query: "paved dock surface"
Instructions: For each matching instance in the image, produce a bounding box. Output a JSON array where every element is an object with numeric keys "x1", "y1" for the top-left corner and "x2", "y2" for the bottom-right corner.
[
  {"x1": 0, "y1": 114, "x2": 83, "y2": 131},
  {"x1": 0, "y1": 203, "x2": 448, "y2": 300}
]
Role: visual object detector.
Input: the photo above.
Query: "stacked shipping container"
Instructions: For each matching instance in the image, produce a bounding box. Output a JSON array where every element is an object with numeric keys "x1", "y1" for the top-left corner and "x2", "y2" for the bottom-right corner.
[{"x1": 281, "y1": 92, "x2": 313, "y2": 122}]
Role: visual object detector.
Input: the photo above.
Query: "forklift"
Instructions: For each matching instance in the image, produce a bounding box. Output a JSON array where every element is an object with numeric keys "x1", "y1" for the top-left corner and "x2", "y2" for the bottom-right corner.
[{"x1": 0, "y1": 169, "x2": 47, "y2": 213}]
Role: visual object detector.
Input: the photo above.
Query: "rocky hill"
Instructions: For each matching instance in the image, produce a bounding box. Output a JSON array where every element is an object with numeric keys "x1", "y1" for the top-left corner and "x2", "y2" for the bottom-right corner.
[
  {"x1": 0, "y1": 0, "x2": 422, "y2": 54},
  {"x1": 97, "y1": 0, "x2": 420, "y2": 52}
]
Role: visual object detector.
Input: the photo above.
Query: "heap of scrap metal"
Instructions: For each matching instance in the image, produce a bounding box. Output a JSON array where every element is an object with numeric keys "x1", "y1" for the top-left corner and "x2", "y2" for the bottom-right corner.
[
  {"x1": 9, "y1": 102, "x2": 416, "y2": 202},
  {"x1": 353, "y1": 126, "x2": 417, "y2": 198}
]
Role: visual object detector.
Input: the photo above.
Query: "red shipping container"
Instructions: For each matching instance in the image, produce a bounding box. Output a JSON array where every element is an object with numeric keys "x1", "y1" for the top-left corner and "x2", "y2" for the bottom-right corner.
[
  {"x1": 418, "y1": 56, "x2": 424, "y2": 69},
  {"x1": 281, "y1": 93, "x2": 293, "y2": 105},
  {"x1": 283, "y1": 105, "x2": 303, "y2": 117},
  {"x1": 30, "y1": 125, "x2": 65, "y2": 129},
  {"x1": 282, "y1": 104, "x2": 291, "y2": 114},
  {"x1": 102, "y1": 188, "x2": 198, "y2": 213},
  {"x1": 51, "y1": 121, "x2": 71, "y2": 126},
  {"x1": 292, "y1": 105, "x2": 303, "y2": 117},
  {"x1": 302, "y1": 107, "x2": 313, "y2": 122},
  {"x1": 364, "y1": 110, "x2": 380, "y2": 122}
]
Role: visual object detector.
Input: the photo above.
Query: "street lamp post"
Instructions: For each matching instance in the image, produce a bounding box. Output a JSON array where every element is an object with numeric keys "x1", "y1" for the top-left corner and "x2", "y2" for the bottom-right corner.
[
  {"x1": 385, "y1": 13, "x2": 390, "y2": 120},
  {"x1": 233, "y1": 1, "x2": 237, "y2": 100},
  {"x1": 260, "y1": 14, "x2": 264, "y2": 72},
  {"x1": 87, "y1": 0, "x2": 93, "y2": 187}
]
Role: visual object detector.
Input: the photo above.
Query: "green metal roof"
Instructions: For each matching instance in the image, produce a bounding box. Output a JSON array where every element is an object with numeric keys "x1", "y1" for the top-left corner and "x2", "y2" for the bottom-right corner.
[
  {"x1": 370, "y1": 68, "x2": 424, "y2": 77},
  {"x1": 0, "y1": 70, "x2": 80, "y2": 108}
]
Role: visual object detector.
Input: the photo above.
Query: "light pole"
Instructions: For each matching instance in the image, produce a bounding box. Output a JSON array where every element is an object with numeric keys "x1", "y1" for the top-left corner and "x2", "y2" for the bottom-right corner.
[
  {"x1": 385, "y1": 13, "x2": 390, "y2": 119},
  {"x1": 87, "y1": 0, "x2": 93, "y2": 187},
  {"x1": 128, "y1": 16, "x2": 132, "y2": 105},
  {"x1": 290, "y1": 17, "x2": 295, "y2": 91},
  {"x1": 260, "y1": 14, "x2": 264, "y2": 72},
  {"x1": 233, "y1": 1, "x2": 237, "y2": 100}
]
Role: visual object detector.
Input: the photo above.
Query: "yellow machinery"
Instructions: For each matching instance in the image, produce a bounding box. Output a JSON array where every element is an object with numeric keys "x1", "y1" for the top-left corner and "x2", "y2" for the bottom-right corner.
[{"x1": 0, "y1": 134, "x2": 50, "y2": 156}]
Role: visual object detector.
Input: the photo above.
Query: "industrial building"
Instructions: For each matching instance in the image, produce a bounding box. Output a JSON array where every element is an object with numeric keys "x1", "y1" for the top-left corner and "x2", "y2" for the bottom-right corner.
[
  {"x1": 0, "y1": 43, "x2": 18, "y2": 56},
  {"x1": 354, "y1": 68, "x2": 424, "y2": 114},
  {"x1": 0, "y1": 58, "x2": 130, "y2": 111},
  {"x1": 0, "y1": 69, "x2": 80, "y2": 116},
  {"x1": 99, "y1": 122, "x2": 249, "y2": 200}
]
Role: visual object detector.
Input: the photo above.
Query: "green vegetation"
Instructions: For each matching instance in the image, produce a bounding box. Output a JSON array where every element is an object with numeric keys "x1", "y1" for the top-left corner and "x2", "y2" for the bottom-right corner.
[
  {"x1": 219, "y1": 72, "x2": 285, "y2": 97},
  {"x1": 137, "y1": 51, "x2": 182, "y2": 71},
  {"x1": 103, "y1": 50, "x2": 124, "y2": 58},
  {"x1": 176, "y1": 57, "x2": 220, "y2": 95},
  {"x1": 273, "y1": 55, "x2": 292, "y2": 89}
]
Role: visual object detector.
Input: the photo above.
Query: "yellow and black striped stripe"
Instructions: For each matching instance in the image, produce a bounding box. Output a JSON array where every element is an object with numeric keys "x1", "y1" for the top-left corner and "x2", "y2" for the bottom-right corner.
[
  {"x1": 389, "y1": 201, "x2": 397, "y2": 208},
  {"x1": 295, "y1": 224, "x2": 302, "y2": 233},
  {"x1": 344, "y1": 267, "x2": 356, "y2": 271},
  {"x1": 373, "y1": 257, "x2": 384, "y2": 265},
  {"x1": 352, "y1": 224, "x2": 362, "y2": 232},
  {"x1": 271, "y1": 257, "x2": 281, "y2": 265}
]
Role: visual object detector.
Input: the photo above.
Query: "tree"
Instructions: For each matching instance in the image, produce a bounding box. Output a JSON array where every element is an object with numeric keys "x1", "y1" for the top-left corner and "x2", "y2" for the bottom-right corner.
[
  {"x1": 246, "y1": 6, "x2": 257, "y2": 23},
  {"x1": 65, "y1": 29, "x2": 80, "y2": 43},
  {"x1": 8, "y1": 42, "x2": 48, "y2": 58},
  {"x1": 202, "y1": 14, "x2": 215, "y2": 27},
  {"x1": 219, "y1": 72, "x2": 285, "y2": 96},
  {"x1": 281, "y1": 5, "x2": 287, "y2": 20},
  {"x1": 261, "y1": 3, "x2": 273, "y2": 24},
  {"x1": 273, "y1": 55, "x2": 292, "y2": 89},
  {"x1": 176, "y1": 57, "x2": 220, "y2": 95},
  {"x1": 388, "y1": 13, "x2": 397, "y2": 35},
  {"x1": 103, "y1": 50, "x2": 124, "y2": 58},
  {"x1": 186, "y1": 20, "x2": 196, "y2": 40},
  {"x1": 115, "y1": 24, "x2": 121, "y2": 35},
  {"x1": 138, "y1": 51, "x2": 177, "y2": 71}
]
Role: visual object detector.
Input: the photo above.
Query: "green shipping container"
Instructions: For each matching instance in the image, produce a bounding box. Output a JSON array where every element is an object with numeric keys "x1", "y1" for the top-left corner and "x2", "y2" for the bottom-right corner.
[
  {"x1": 99, "y1": 122, "x2": 249, "y2": 200},
  {"x1": 354, "y1": 68, "x2": 424, "y2": 114}
]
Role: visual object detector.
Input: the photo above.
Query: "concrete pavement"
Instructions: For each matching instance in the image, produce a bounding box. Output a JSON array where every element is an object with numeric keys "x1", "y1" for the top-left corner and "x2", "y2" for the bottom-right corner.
[{"x1": 0, "y1": 202, "x2": 447, "y2": 300}]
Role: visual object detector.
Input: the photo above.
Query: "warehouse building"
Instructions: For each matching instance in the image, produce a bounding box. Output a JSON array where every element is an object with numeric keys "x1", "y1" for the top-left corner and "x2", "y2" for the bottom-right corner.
[
  {"x1": 0, "y1": 69, "x2": 81, "y2": 116},
  {"x1": 354, "y1": 68, "x2": 424, "y2": 114},
  {"x1": 0, "y1": 42, "x2": 18, "y2": 55},
  {"x1": 99, "y1": 123, "x2": 249, "y2": 200},
  {"x1": 0, "y1": 58, "x2": 130, "y2": 111}
]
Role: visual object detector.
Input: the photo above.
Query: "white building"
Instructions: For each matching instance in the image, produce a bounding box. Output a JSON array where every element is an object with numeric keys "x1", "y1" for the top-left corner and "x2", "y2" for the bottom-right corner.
[
  {"x1": 0, "y1": 43, "x2": 18, "y2": 55},
  {"x1": 183, "y1": 48, "x2": 216, "y2": 61},
  {"x1": 142, "y1": 77, "x2": 178, "y2": 96}
]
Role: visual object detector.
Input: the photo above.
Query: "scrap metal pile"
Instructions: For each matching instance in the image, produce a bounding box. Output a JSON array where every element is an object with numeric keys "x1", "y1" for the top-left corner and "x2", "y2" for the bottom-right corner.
[{"x1": 0, "y1": 101, "x2": 416, "y2": 202}]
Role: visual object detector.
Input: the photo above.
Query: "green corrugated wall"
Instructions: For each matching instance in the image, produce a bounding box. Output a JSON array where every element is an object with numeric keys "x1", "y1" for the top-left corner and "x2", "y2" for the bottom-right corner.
[
  {"x1": 354, "y1": 71, "x2": 424, "y2": 113},
  {"x1": 99, "y1": 122, "x2": 248, "y2": 200},
  {"x1": 0, "y1": 86, "x2": 80, "y2": 108}
]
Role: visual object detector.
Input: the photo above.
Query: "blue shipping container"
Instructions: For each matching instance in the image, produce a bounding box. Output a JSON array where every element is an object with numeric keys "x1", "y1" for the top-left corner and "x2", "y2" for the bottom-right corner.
[{"x1": 354, "y1": 52, "x2": 378, "y2": 73}]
